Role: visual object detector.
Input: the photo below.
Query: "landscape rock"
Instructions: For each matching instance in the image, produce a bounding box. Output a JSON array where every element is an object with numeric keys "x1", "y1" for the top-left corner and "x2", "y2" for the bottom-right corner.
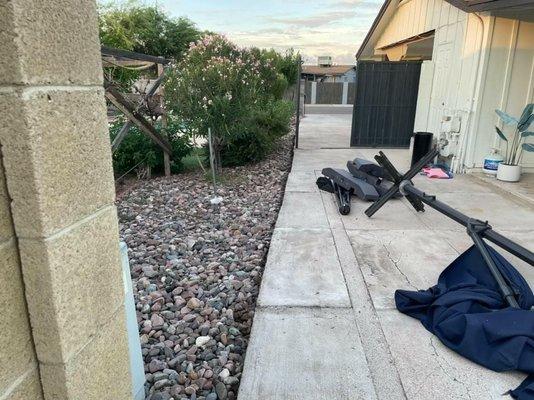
[
  {"x1": 117, "y1": 133, "x2": 294, "y2": 399},
  {"x1": 215, "y1": 382, "x2": 227, "y2": 400},
  {"x1": 149, "y1": 359, "x2": 167, "y2": 373},
  {"x1": 195, "y1": 336, "x2": 211, "y2": 348}
]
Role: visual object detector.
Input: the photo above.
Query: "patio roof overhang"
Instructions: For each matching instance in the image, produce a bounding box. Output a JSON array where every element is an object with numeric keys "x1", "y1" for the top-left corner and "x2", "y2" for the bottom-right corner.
[
  {"x1": 445, "y1": 0, "x2": 534, "y2": 12},
  {"x1": 357, "y1": 0, "x2": 534, "y2": 60}
]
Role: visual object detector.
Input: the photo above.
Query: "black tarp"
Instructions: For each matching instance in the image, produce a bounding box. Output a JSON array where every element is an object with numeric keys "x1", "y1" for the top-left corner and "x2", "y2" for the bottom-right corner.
[{"x1": 395, "y1": 245, "x2": 534, "y2": 399}]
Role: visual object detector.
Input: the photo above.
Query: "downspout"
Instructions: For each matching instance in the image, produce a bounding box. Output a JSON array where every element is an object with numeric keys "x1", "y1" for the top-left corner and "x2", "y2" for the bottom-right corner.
[{"x1": 451, "y1": 12, "x2": 485, "y2": 173}]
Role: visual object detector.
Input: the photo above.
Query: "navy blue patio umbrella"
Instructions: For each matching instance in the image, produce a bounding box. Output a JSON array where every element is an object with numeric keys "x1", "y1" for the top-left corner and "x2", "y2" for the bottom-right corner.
[{"x1": 365, "y1": 149, "x2": 534, "y2": 399}]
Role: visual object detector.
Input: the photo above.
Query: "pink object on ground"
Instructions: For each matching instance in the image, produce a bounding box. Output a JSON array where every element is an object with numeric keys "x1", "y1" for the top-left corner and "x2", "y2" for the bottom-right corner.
[{"x1": 423, "y1": 167, "x2": 450, "y2": 179}]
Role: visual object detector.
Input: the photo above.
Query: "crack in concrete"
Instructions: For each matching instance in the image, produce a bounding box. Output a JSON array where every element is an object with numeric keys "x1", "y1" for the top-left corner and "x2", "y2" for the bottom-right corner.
[
  {"x1": 326, "y1": 216, "x2": 408, "y2": 399},
  {"x1": 382, "y1": 242, "x2": 418, "y2": 291},
  {"x1": 429, "y1": 337, "x2": 473, "y2": 400}
]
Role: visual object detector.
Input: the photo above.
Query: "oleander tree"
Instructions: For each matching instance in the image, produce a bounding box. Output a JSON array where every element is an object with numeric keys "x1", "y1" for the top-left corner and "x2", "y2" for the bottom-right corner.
[{"x1": 164, "y1": 34, "x2": 288, "y2": 174}]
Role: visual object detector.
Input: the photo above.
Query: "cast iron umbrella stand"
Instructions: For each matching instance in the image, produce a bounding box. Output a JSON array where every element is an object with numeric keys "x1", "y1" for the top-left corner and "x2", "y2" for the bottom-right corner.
[{"x1": 365, "y1": 148, "x2": 534, "y2": 309}]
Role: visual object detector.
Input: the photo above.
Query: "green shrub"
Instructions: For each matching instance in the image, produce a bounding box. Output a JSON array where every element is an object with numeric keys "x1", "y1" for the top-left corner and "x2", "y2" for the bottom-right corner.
[
  {"x1": 271, "y1": 73, "x2": 289, "y2": 100},
  {"x1": 110, "y1": 117, "x2": 192, "y2": 175},
  {"x1": 164, "y1": 35, "x2": 285, "y2": 173},
  {"x1": 253, "y1": 99, "x2": 294, "y2": 137},
  {"x1": 250, "y1": 48, "x2": 301, "y2": 86},
  {"x1": 275, "y1": 50, "x2": 301, "y2": 86},
  {"x1": 219, "y1": 130, "x2": 272, "y2": 167},
  {"x1": 98, "y1": 1, "x2": 201, "y2": 90},
  {"x1": 164, "y1": 35, "x2": 297, "y2": 170},
  {"x1": 220, "y1": 100, "x2": 294, "y2": 167}
]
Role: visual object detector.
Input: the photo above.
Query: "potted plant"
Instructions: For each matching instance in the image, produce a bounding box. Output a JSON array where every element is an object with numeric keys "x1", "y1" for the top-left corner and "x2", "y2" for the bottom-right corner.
[{"x1": 494, "y1": 104, "x2": 534, "y2": 182}]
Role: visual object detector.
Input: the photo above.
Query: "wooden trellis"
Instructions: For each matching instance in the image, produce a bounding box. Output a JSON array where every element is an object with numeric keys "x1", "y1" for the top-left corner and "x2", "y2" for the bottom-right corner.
[{"x1": 101, "y1": 46, "x2": 173, "y2": 176}]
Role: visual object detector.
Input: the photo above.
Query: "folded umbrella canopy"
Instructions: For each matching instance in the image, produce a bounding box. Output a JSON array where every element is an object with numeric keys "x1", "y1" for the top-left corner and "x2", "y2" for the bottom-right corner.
[{"x1": 396, "y1": 245, "x2": 534, "y2": 399}]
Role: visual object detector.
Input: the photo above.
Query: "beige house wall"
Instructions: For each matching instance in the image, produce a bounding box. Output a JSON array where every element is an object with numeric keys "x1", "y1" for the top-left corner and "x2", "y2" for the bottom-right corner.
[
  {"x1": 376, "y1": 0, "x2": 468, "y2": 50},
  {"x1": 466, "y1": 18, "x2": 534, "y2": 170},
  {"x1": 0, "y1": 1, "x2": 133, "y2": 399},
  {"x1": 374, "y1": 0, "x2": 534, "y2": 172}
]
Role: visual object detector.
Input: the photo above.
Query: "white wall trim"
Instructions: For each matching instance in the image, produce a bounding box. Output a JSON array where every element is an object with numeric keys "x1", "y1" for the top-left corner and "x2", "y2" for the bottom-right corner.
[
  {"x1": 526, "y1": 45, "x2": 534, "y2": 103},
  {"x1": 464, "y1": 15, "x2": 495, "y2": 170},
  {"x1": 494, "y1": 19, "x2": 520, "y2": 149}
]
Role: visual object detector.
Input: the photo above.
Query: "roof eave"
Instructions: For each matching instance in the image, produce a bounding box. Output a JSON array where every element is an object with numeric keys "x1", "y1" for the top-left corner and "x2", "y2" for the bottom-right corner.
[
  {"x1": 356, "y1": 0, "x2": 394, "y2": 60},
  {"x1": 356, "y1": 0, "x2": 534, "y2": 61},
  {"x1": 445, "y1": 0, "x2": 534, "y2": 12}
]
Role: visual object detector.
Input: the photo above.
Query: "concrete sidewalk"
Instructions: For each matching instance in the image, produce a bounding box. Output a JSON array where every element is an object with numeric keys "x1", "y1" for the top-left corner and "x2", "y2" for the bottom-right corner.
[
  {"x1": 238, "y1": 114, "x2": 534, "y2": 400},
  {"x1": 304, "y1": 104, "x2": 353, "y2": 115}
]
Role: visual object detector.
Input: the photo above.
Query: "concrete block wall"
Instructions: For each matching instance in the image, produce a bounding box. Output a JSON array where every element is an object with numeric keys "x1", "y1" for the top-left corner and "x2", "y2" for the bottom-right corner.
[
  {"x1": 0, "y1": 155, "x2": 43, "y2": 399},
  {"x1": 0, "y1": 1, "x2": 133, "y2": 399}
]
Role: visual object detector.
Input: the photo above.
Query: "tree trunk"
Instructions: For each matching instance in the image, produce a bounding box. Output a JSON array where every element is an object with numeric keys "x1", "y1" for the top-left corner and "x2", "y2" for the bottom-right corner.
[{"x1": 211, "y1": 134, "x2": 223, "y2": 176}]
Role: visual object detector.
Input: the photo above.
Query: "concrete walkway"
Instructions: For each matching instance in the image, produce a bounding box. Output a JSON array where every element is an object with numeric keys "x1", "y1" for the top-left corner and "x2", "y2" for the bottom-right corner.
[
  {"x1": 304, "y1": 104, "x2": 353, "y2": 115},
  {"x1": 238, "y1": 113, "x2": 534, "y2": 400}
]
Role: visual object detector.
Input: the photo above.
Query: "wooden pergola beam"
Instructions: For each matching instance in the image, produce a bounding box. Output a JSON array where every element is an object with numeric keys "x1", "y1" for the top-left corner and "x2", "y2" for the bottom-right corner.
[
  {"x1": 111, "y1": 69, "x2": 169, "y2": 152},
  {"x1": 105, "y1": 84, "x2": 173, "y2": 156},
  {"x1": 101, "y1": 46, "x2": 171, "y2": 65}
]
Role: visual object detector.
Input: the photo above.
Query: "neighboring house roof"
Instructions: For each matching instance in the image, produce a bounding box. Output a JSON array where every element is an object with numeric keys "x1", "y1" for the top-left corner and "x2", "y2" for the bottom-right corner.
[
  {"x1": 356, "y1": 0, "x2": 534, "y2": 60},
  {"x1": 302, "y1": 65, "x2": 355, "y2": 76}
]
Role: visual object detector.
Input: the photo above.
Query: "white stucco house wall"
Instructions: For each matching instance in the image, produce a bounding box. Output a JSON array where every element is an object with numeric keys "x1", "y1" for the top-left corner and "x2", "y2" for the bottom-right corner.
[{"x1": 357, "y1": 0, "x2": 534, "y2": 173}]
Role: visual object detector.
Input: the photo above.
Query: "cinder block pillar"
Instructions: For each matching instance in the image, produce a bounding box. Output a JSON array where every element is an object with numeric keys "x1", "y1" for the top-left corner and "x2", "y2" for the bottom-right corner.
[
  {"x1": 299, "y1": 79, "x2": 306, "y2": 116},
  {"x1": 311, "y1": 81, "x2": 318, "y2": 104},
  {"x1": 0, "y1": 157, "x2": 43, "y2": 399},
  {"x1": 0, "y1": 1, "x2": 133, "y2": 399},
  {"x1": 342, "y1": 82, "x2": 349, "y2": 105}
]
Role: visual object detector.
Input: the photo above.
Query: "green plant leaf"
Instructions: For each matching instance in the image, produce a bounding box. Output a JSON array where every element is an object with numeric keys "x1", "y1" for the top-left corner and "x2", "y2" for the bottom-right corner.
[
  {"x1": 521, "y1": 131, "x2": 534, "y2": 138},
  {"x1": 495, "y1": 126, "x2": 508, "y2": 141},
  {"x1": 519, "y1": 103, "x2": 534, "y2": 127},
  {"x1": 495, "y1": 109, "x2": 519, "y2": 125},
  {"x1": 519, "y1": 114, "x2": 534, "y2": 132},
  {"x1": 523, "y1": 143, "x2": 534, "y2": 152}
]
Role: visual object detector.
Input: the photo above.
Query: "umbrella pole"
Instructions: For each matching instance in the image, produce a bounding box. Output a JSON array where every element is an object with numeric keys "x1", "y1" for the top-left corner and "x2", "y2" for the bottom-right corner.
[{"x1": 466, "y1": 220, "x2": 520, "y2": 308}]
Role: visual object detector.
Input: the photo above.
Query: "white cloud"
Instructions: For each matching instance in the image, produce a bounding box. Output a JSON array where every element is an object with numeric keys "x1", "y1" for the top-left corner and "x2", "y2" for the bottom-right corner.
[
  {"x1": 331, "y1": 0, "x2": 384, "y2": 9},
  {"x1": 228, "y1": 24, "x2": 371, "y2": 64},
  {"x1": 222, "y1": 0, "x2": 382, "y2": 64},
  {"x1": 116, "y1": 0, "x2": 383, "y2": 64},
  {"x1": 265, "y1": 11, "x2": 354, "y2": 28}
]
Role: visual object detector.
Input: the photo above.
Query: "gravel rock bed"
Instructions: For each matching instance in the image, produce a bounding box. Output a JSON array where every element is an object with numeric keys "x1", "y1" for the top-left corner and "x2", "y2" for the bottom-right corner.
[{"x1": 117, "y1": 134, "x2": 294, "y2": 400}]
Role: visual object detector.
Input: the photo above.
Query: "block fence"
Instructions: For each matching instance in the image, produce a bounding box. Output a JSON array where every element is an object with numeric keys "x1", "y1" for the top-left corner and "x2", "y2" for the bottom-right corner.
[
  {"x1": 304, "y1": 82, "x2": 356, "y2": 105},
  {"x1": 0, "y1": 1, "x2": 133, "y2": 399}
]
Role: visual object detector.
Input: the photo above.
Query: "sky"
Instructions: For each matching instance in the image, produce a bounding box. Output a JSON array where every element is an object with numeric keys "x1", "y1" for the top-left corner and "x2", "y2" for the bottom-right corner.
[{"x1": 114, "y1": 0, "x2": 384, "y2": 65}]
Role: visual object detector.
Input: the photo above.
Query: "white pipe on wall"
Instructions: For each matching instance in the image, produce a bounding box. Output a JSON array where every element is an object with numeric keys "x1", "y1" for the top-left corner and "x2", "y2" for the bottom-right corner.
[
  {"x1": 493, "y1": 20, "x2": 519, "y2": 151},
  {"x1": 451, "y1": 12, "x2": 486, "y2": 174}
]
